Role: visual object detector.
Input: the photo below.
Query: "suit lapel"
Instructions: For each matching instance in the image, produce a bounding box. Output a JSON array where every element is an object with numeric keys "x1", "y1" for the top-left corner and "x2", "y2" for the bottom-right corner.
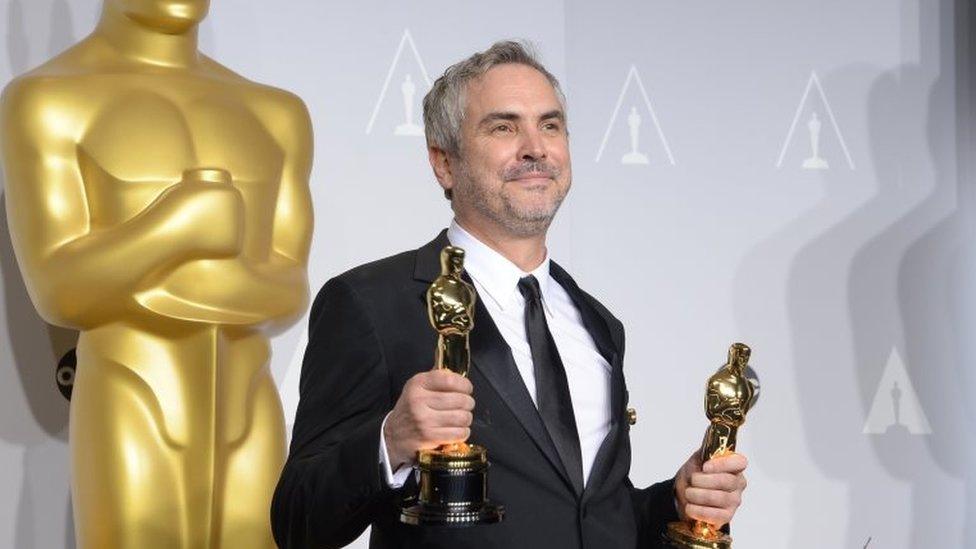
[
  {"x1": 549, "y1": 262, "x2": 626, "y2": 503},
  {"x1": 581, "y1": 356, "x2": 625, "y2": 504},
  {"x1": 413, "y1": 231, "x2": 578, "y2": 494},
  {"x1": 549, "y1": 262, "x2": 620, "y2": 365},
  {"x1": 415, "y1": 233, "x2": 631, "y2": 499},
  {"x1": 468, "y1": 300, "x2": 577, "y2": 493}
]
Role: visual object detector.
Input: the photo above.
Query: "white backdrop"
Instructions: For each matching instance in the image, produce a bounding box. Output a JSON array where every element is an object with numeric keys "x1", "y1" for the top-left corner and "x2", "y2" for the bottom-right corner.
[{"x1": 0, "y1": 1, "x2": 973, "y2": 548}]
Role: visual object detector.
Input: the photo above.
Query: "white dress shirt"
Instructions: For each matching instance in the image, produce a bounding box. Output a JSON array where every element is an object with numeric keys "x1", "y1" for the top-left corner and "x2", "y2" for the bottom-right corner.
[{"x1": 380, "y1": 220, "x2": 613, "y2": 488}]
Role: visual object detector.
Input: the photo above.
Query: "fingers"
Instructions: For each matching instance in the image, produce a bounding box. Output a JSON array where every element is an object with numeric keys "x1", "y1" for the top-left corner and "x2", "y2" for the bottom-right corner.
[
  {"x1": 419, "y1": 369, "x2": 474, "y2": 394},
  {"x1": 400, "y1": 409, "x2": 471, "y2": 431},
  {"x1": 426, "y1": 409, "x2": 473, "y2": 429},
  {"x1": 425, "y1": 391, "x2": 476, "y2": 412},
  {"x1": 386, "y1": 371, "x2": 479, "y2": 466},
  {"x1": 690, "y1": 472, "x2": 746, "y2": 492},
  {"x1": 403, "y1": 398, "x2": 473, "y2": 429},
  {"x1": 417, "y1": 427, "x2": 471, "y2": 448},
  {"x1": 683, "y1": 504, "x2": 735, "y2": 527},
  {"x1": 684, "y1": 487, "x2": 741, "y2": 509},
  {"x1": 413, "y1": 409, "x2": 471, "y2": 444},
  {"x1": 702, "y1": 452, "x2": 748, "y2": 474},
  {"x1": 675, "y1": 450, "x2": 749, "y2": 525}
]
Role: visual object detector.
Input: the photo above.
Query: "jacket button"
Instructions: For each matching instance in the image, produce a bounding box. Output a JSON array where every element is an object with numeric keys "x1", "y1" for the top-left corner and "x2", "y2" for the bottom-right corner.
[{"x1": 626, "y1": 408, "x2": 637, "y2": 426}]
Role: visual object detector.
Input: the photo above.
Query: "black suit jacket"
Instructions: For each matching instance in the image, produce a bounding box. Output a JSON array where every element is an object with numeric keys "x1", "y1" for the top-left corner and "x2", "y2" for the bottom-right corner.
[{"x1": 272, "y1": 231, "x2": 678, "y2": 549}]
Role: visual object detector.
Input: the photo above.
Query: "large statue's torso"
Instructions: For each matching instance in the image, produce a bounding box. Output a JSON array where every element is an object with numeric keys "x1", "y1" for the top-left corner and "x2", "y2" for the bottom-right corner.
[
  {"x1": 34, "y1": 51, "x2": 302, "y2": 326},
  {"x1": 11, "y1": 48, "x2": 309, "y2": 442},
  {"x1": 76, "y1": 75, "x2": 282, "y2": 231}
]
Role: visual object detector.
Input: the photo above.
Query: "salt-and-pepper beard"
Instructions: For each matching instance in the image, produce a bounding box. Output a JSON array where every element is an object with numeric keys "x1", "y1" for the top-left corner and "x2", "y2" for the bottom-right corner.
[{"x1": 453, "y1": 158, "x2": 570, "y2": 238}]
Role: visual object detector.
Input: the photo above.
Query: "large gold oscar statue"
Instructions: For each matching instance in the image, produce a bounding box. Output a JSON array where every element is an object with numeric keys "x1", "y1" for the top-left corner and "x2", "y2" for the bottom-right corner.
[{"x1": 0, "y1": 1, "x2": 313, "y2": 547}]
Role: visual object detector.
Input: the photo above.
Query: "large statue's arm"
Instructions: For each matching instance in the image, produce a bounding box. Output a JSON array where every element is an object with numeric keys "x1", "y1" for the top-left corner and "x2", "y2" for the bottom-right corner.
[
  {"x1": 245, "y1": 89, "x2": 314, "y2": 330},
  {"x1": 0, "y1": 78, "x2": 243, "y2": 329}
]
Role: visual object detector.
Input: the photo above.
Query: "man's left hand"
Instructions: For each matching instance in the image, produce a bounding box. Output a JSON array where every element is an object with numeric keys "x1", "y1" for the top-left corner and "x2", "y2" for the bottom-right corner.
[{"x1": 674, "y1": 451, "x2": 748, "y2": 527}]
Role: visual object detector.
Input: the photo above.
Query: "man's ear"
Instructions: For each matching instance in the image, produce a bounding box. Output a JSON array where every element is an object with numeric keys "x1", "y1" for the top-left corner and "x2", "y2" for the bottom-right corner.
[{"x1": 428, "y1": 146, "x2": 456, "y2": 199}]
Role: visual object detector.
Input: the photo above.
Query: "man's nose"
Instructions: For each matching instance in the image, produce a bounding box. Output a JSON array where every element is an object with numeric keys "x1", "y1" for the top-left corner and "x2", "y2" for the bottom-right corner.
[{"x1": 518, "y1": 127, "x2": 547, "y2": 161}]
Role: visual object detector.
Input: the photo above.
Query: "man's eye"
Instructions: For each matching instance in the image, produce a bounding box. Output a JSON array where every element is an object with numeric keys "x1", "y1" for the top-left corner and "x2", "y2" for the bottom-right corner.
[
  {"x1": 493, "y1": 124, "x2": 513, "y2": 133},
  {"x1": 543, "y1": 122, "x2": 563, "y2": 132}
]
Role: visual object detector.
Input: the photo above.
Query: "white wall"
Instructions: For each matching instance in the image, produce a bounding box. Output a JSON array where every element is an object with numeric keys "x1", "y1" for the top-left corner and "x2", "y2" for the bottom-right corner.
[{"x1": 0, "y1": 1, "x2": 972, "y2": 547}]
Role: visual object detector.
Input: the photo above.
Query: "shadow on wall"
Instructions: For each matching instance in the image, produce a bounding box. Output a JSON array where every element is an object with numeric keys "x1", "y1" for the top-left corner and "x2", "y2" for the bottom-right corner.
[
  {"x1": 733, "y1": 59, "x2": 874, "y2": 548},
  {"x1": 848, "y1": 2, "x2": 968, "y2": 547},
  {"x1": 2, "y1": 1, "x2": 86, "y2": 547},
  {"x1": 892, "y1": 2, "x2": 976, "y2": 548},
  {"x1": 735, "y1": 0, "x2": 971, "y2": 548},
  {"x1": 846, "y1": 1, "x2": 971, "y2": 547},
  {"x1": 0, "y1": 191, "x2": 74, "y2": 429}
]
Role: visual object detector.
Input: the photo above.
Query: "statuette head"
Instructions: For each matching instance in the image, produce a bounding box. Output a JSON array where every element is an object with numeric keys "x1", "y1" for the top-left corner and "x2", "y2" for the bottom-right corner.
[
  {"x1": 440, "y1": 246, "x2": 466, "y2": 278},
  {"x1": 109, "y1": 0, "x2": 211, "y2": 33}
]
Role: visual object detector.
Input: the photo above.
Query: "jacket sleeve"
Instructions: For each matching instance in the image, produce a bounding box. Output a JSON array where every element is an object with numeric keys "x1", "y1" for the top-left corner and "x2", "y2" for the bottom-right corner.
[
  {"x1": 271, "y1": 276, "x2": 395, "y2": 548},
  {"x1": 629, "y1": 477, "x2": 680, "y2": 546}
]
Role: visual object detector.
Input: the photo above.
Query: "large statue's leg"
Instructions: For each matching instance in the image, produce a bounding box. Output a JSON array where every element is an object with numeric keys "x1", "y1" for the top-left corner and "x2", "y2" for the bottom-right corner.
[
  {"x1": 71, "y1": 339, "x2": 186, "y2": 548},
  {"x1": 71, "y1": 325, "x2": 225, "y2": 548},
  {"x1": 213, "y1": 330, "x2": 285, "y2": 549},
  {"x1": 70, "y1": 325, "x2": 285, "y2": 548}
]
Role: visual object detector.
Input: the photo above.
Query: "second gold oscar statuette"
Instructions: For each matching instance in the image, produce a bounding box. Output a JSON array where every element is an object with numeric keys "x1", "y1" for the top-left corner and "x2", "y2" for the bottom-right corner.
[
  {"x1": 399, "y1": 246, "x2": 505, "y2": 526},
  {"x1": 664, "y1": 343, "x2": 760, "y2": 549}
]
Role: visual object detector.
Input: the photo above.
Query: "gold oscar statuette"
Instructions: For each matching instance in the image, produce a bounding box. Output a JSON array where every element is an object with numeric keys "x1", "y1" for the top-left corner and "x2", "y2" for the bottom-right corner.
[
  {"x1": 399, "y1": 246, "x2": 505, "y2": 526},
  {"x1": 0, "y1": 1, "x2": 313, "y2": 547},
  {"x1": 665, "y1": 343, "x2": 760, "y2": 549}
]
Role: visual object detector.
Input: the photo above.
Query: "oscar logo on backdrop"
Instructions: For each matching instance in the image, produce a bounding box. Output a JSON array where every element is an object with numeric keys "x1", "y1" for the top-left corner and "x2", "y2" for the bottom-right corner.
[
  {"x1": 862, "y1": 349, "x2": 932, "y2": 436},
  {"x1": 802, "y1": 112, "x2": 829, "y2": 170},
  {"x1": 595, "y1": 64, "x2": 675, "y2": 166},
  {"x1": 621, "y1": 106, "x2": 650, "y2": 165},
  {"x1": 776, "y1": 70, "x2": 855, "y2": 171},
  {"x1": 0, "y1": 1, "x2": 314, "y2": 547},
  {"x1": 395, "y1": 74, "x2": 424, "y2": 136},
  {"x1": 366, "y1": 29, "x2": 432, "y2": 137}
]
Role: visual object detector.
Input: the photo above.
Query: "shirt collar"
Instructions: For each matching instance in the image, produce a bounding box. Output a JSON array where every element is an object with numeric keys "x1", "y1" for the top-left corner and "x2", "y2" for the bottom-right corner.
[{"x1": 446, "y1": 220, "x2": 552, "y2": 312}]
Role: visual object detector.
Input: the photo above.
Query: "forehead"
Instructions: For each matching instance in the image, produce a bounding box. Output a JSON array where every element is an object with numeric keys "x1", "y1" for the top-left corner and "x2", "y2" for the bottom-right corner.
[{"x1": 464, "y1": 63, "x2": 562, "y2": 117}]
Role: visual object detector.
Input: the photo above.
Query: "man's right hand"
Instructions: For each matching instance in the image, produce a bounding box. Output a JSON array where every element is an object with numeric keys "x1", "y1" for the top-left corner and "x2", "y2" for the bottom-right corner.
[{"x1": 383, "y1": 369, "x2": 475, "y2": 470}]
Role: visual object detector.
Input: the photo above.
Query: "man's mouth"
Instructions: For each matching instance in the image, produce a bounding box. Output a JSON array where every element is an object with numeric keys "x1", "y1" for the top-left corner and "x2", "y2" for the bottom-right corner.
[{"x1": 508, "y1": 172, "x2": 553, "y2": 184}]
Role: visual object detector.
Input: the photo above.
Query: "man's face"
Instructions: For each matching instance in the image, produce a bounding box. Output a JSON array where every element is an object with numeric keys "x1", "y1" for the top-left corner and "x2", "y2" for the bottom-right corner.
[
  {"x1": 112, "y1": 0, "x2": 210, "y2": 33},
  {"x1": 447, "y1": 63, "x2": 571, "y2": 238}
]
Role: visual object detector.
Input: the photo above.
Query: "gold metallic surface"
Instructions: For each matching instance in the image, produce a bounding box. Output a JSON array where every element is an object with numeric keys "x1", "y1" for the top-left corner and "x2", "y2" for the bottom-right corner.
[
  {"x1": 666, "y1": 522, "x2": 731, "y2": 549},
  {"x1": 627, "y1": 407, "x2": 637, "y2": 426},
  {"x1": 418, "y1": 444, "x2": 487, "y2": 470},
  {"x1": 424, "y1": 245, "x2": 478, "y2": 457},
  {"x1": 665, "y1": 343, "x2": 759, "y2": 549},
  {"x1": 402, "y1": 246, "x2": 503, "y2": 526},
  {"x1": 427, "y1": 246, "x2": 476, "y2": 377},
  {"x1": 0, "y1": 1, "x2": 313, "y2": 547}
]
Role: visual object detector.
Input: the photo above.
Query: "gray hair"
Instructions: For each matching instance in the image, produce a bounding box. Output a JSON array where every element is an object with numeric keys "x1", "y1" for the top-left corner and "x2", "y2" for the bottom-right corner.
[{"x1": 422, "y1": 40, "x2": 566, "y2": 159}]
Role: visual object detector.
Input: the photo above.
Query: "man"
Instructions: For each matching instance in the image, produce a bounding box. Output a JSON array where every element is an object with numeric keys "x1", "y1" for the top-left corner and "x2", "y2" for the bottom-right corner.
[{"x1": 271, "y1": 41, "x2": 747, "y2": 548}]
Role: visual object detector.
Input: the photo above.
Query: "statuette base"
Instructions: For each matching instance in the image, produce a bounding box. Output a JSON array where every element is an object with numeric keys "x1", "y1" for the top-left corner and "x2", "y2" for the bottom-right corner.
[
  {"x1": 400, "y1": 443, "x2": 505, "y2": 527},
  {"x1": 664, "y1": 521, "x2": 732, "y2": 549}
]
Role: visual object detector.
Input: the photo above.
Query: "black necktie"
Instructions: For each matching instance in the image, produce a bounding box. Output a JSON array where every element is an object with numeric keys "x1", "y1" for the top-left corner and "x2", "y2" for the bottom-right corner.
[{"x1": 518, "y1": 275, "x2": 584, "y2": 494}]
